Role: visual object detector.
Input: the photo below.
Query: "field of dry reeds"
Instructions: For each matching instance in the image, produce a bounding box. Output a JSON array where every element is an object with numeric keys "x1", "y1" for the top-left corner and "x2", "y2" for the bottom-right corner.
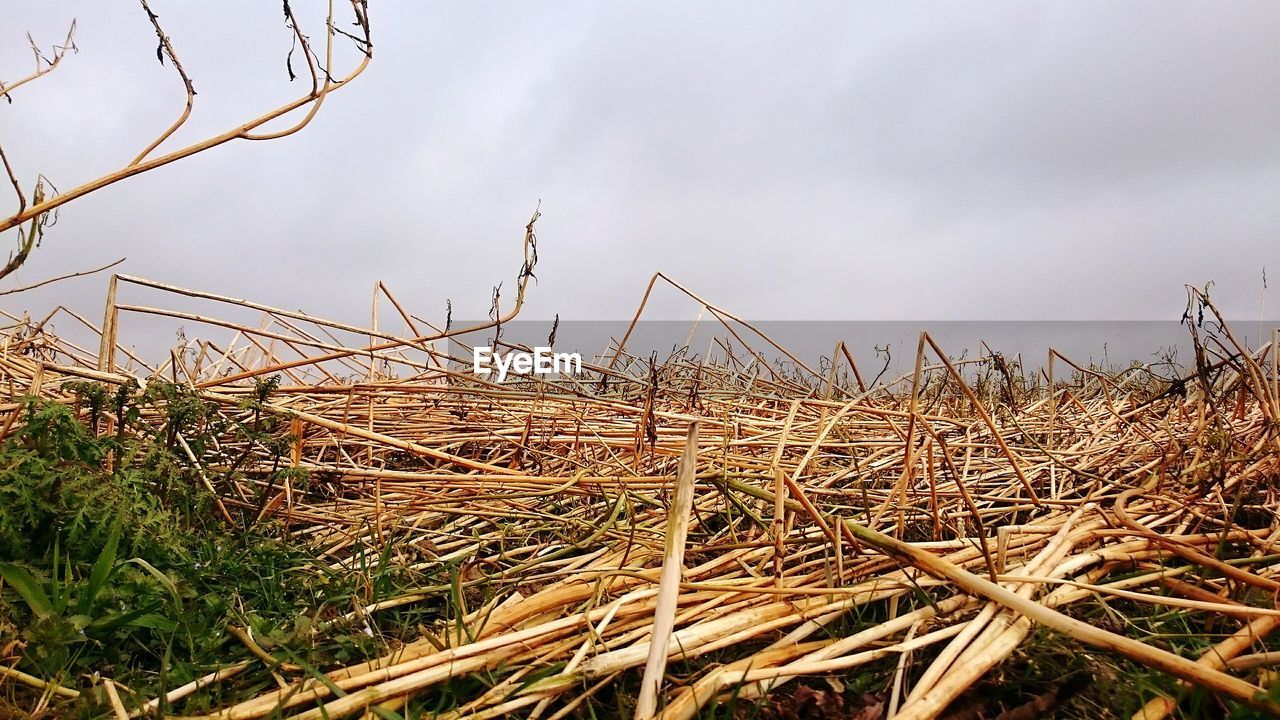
[{"x1": 2, "y1": 232, "x2": 1279, "y2": 719}]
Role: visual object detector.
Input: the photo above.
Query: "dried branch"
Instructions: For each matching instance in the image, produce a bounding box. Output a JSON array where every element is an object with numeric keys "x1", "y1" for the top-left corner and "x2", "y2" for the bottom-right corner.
[
  {"x1": 129, "y1": 0, "x2": 197, "y2": 166},
  {"x1": 0, "y1": 144, "x2": 24, "y2": 218},
  {"x1": 0, "y1": 21, "x2": 77, "y2": 265},
  {"x1": 0, "y1": 256, "x2": 125, "y2": 297},
  {"x1": 0, "y1": 20, "x2": 77, "y2": 102},
  {"x1": 0, "y1": 3, "x2": 373, "y2": 281}
]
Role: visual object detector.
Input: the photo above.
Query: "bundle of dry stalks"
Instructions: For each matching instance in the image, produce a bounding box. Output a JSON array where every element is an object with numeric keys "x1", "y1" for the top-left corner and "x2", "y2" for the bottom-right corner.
[{"x1": 2, "y1": 260, "x2": 1279, "y2": 719}]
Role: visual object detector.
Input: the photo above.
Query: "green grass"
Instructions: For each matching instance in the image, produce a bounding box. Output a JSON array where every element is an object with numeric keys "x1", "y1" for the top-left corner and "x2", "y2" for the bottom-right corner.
[{"x1": 0, "y1": 390, "x2": 451, "y2": 718}]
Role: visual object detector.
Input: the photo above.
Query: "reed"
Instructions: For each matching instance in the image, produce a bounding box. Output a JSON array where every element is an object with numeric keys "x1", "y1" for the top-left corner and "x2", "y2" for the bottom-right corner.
[{"x1": 1, "y1": 274, "x2": 1278, "y2": 719}]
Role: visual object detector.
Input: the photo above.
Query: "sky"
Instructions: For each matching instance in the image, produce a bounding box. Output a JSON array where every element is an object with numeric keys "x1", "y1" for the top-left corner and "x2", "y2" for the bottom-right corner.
[{"x1": 2, "y1": 2, "x2": 1278, "y2": 336}]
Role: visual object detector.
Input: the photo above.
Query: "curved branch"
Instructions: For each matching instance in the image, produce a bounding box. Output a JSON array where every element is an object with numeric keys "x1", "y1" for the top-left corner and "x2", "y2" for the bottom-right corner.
[
  {"x1": 129, "y1": 0, "x2": 197, "y2": 166},
  {"x1": 241, "y1": 0, "x2": 336, "y2": 141},
  {"x1": 285, "y1": 0, "x2": 321, "y2": 94},
  {"x1": 0, "y1": 1, "x2": 373, "y2": 237}
]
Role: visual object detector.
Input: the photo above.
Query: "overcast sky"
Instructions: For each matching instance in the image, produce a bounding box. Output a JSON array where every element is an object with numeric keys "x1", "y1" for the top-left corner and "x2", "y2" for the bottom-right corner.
[{"x1": 2, "y1": 2, "x2": 1278, "y2": 332}]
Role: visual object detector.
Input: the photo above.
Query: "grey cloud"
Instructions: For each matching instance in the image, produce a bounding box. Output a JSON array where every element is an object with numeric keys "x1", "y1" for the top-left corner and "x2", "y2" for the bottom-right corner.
[{"x1": 1, "y1": 1, "x2": 1276, "y2": 338}]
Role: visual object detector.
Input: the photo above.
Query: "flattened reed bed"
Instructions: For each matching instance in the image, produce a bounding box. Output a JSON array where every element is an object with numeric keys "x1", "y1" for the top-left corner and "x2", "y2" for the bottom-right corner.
[{"x1": 1, "y1": 273, "x2": 1279, "y2": 719}]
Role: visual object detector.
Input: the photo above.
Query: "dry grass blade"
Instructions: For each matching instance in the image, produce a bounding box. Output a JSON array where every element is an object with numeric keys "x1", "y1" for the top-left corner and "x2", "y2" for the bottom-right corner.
[{"x1": 635, "y1": 421, "x2": 700, "y2": 720}]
